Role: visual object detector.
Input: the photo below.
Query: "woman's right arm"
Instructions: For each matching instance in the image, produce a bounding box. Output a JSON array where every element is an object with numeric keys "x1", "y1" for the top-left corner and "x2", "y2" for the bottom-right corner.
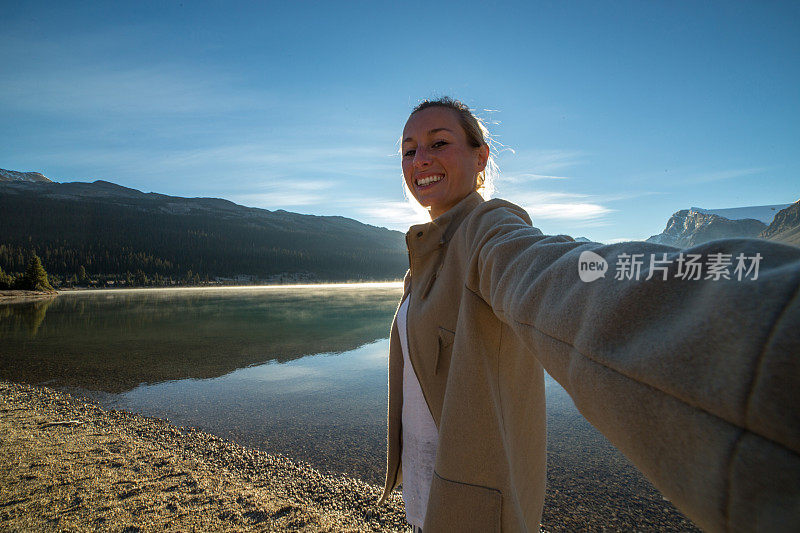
[{"x1": 461, "y1": 199, "x2": 800, "y2": 532}]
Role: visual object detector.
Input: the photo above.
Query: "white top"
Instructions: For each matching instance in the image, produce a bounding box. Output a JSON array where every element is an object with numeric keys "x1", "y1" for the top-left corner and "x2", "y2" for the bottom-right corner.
[{"x1": 398, "y1": 295, "x2": 439, "y2": 528}]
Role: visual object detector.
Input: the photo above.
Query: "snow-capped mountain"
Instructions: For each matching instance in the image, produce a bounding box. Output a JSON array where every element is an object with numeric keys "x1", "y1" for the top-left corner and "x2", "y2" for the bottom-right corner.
[
  {"x1": 646, "y1": 206, "x2": 781, "y2": 248},
  {"x1": 0, "y1": 168, "x2": 53, "y2": 183},
  {"x1": 690, "y1": 204, "x2": 790, "y2": 225}
]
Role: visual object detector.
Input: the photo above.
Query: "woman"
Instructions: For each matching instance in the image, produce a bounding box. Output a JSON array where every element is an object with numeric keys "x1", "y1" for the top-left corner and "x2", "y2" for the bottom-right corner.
[{"x1": 378, "y1": 97, "x2": 800, "y2": 532}]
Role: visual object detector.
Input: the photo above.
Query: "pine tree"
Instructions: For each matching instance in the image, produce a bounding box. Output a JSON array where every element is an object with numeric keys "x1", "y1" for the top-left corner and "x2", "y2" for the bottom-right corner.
[
  {"x1": 134, "y1": 269, "x2": 148, "y2": 286},
  {"x1": 25, "y1": 254, "x2": 54, "y2": 292},
  {"x1": 0, "y1": 266, "x2": 12, "y2": 289}
]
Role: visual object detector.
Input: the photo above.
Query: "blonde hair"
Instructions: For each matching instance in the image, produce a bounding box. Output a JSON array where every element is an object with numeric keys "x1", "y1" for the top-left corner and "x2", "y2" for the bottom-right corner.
[{"x1": 408, "y1": 96, "x2": 497, "y2": 198}]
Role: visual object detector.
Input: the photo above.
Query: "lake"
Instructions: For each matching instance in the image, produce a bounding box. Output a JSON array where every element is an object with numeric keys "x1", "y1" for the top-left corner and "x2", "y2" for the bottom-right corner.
[{"x1": 0, "y1": 285, "x2": 699, "y2": 530}]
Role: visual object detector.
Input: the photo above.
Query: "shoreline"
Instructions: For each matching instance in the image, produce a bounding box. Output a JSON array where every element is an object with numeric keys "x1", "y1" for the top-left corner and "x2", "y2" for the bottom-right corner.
[
  {"x1": 0, "y1": 381, "x2": 407, "y2": 531},
  {"x1": 0, "y1": 290, "x2": 58, "y2": 304},
  {"x1": 55, "y1": 282, "x2": 404, "y2": 295},
  {"x1": 0, "y1": 282, "x2": 406, "y2": 305},
  {"x1": 1, "y1": 380, "x2": 700, "y2": 532}
]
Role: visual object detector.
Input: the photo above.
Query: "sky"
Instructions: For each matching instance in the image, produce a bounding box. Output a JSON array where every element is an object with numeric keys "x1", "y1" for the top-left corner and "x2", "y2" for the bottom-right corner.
[{"x1": 1, "y1": 0, "x2": 798, "y2": 242}]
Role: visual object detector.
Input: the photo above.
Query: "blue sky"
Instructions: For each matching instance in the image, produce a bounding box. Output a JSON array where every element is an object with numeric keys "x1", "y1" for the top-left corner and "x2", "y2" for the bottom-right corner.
[{"x1": 2, "y1": 1, "x2": 798, "y2": 242}]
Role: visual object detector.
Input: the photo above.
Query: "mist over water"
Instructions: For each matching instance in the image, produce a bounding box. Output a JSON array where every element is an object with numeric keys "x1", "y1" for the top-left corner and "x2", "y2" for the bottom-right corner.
[
  {"x1": 0, "y1": 286, "x2": 402, "y2": 393},
  {"x1": 0, "y1": 285, "x2": 573, "y2": 483},
  {"x1": 0, "y1": 286, "x2": 403, "y2": 481},
  {"x1": 0, "y1": 286, "x2": 704, "y2": 529}
]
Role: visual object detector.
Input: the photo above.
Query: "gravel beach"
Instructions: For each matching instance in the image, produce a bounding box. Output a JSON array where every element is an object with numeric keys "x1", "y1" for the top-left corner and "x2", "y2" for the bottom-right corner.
[
  {"x1": 0, "y1": 381, "x2": 407, "y2": 532},
  {"x1": 1, "y1": 381, "x2": 701, "y2": 531}
]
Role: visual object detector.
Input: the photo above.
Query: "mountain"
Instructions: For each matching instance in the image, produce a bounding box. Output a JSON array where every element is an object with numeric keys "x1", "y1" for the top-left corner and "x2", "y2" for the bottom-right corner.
[
  {"x1": 689, "y1": 204, "x2": 790, "y2": 225},
  {"x1": 647, "y1": 206, "x2": 777, "y2": 248},
  {"x1": 647, "y1": 202, "x2": 798, "y2": 248},
  {"x1": 0, "y1": 168, "x2": 53, "y2": 183},
  {"x1": 0, "y1": 170, "x2": 408, "y2": 283},
  {"x1": 760, "y1": 200, "x2": 800, "y2": 246}
]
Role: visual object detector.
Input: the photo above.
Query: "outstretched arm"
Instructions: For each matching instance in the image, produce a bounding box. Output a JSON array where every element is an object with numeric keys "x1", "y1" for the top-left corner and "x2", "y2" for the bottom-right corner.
[{"x1": 462, "y1": 200, "x2": 800, "y2": 532}]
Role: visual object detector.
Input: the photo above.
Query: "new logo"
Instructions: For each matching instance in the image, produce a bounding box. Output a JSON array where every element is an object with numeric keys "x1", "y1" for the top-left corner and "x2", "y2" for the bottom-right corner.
[{"x1": 578, "y1": 250, "x2": 608, "y2": 282}]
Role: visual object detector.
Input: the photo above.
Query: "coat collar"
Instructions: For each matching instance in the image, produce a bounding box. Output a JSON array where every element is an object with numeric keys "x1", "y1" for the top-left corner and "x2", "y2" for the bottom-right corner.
[{"x1": 406, "y1": 191, "x2": 485, "y2": 257}]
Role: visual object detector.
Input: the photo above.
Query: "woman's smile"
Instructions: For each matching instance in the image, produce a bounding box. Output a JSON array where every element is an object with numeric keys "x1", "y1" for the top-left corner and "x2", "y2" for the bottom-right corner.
[
  {"x1": 401, "y1": 106, "x2": 487, "y2": 219},
  {"x1": 414, "y1": 173, "x2": 445, "y2": 189}
]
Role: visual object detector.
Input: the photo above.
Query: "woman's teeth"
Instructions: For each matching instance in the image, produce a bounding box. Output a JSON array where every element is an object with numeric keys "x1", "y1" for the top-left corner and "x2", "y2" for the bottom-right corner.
[{"x1": 417, "y1": 175, "x2": 443, "y2": 186}]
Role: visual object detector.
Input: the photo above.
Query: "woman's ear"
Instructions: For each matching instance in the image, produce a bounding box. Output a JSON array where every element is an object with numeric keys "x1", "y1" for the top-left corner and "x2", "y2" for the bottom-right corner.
[{"x1": 476, "y1": 144, "x2": 490, "y2": 173}]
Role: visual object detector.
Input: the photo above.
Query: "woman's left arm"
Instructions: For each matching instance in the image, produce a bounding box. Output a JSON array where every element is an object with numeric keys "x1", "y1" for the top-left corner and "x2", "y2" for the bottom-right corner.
[{"x1": 461, "y1": 199, "x2": 800, "y2": 532}]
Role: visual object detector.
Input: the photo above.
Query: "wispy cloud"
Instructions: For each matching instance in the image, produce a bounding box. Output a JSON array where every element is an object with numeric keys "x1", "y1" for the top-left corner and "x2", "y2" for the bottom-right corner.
[
  {"x1": 498, "y1": 149, "x2": 585, "y2": 175},
  {"x1": 508, "y1": 191, "x2": 614, "y2": 222},
  {"x1": 0, "y1": 63, "x2": 268, "y2": 117},
  {"x1": 155, "y1": 144, "x2": 395, "y2": 174},
  {"x1": 524, "y1": 202, "x2": 613, "y2": 221},
  {"x1": 592, "y1": 191, "x2": 663, "y2": 203},
  {"x1": 489, "y1": 147, "x2": 618, "y2": 227},
  {"x1": 230, "y1": 180, "x2": 335, "y2": 208},
  {"x1": 502, "y1": 173, "x2": 571, "y2": 183},
  {"x1": 0, "y1": 29, "x2": 272, "y2": 120},
  {"x1": 229, "y1": 192, "x2": 325, "y2": 208},
  {"x1": 22, "y1": 141, "x2": 398, "y2": 189},
  {"x1": 355, "y1": 200, "x2": 429, "y2": 231},
  {"x1": 495, "y1": 149, "x2": 586, "y2": 201}
]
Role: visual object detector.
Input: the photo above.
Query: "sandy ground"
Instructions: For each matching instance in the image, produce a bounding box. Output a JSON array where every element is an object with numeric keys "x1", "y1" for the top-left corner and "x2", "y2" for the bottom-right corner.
[{"x1": 0, "y1": 382, "x2": 407, "y2": 532}]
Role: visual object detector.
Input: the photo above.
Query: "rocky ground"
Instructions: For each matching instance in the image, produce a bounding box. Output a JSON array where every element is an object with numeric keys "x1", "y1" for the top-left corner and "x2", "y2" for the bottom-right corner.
[
  {"x1": 0, "y1": 381, "x2": 701, "y2": 532},
  {"x1": 0, "y1": 382, "x2": 407, "y2": 532}
]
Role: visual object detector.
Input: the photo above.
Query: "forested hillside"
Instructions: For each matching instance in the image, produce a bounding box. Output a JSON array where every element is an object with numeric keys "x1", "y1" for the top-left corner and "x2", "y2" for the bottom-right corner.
[{"x1": 0, "y1": 179, "x2": 408, "y2": 285}]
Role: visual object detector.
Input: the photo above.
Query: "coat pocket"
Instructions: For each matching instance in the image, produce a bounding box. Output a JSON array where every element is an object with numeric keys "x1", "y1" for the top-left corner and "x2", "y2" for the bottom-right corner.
[
  {"x1": 435, "y1": 326, "x2": 455, "y2": 375},
  {"x1": 424, "y1": 471, "x2": 502, "y2": 532}
]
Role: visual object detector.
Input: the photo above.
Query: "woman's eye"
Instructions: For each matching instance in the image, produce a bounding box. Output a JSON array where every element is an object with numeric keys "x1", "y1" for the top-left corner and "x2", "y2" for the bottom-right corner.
[
  {"x1": 403, "y1": 149, "x2": 416, "y2": 157},
  {"x1": 432, "y1": 140, "x2": 448, "y2": 148}
]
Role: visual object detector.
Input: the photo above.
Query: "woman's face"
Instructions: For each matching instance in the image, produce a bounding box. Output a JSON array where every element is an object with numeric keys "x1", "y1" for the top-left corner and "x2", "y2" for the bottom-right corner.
[{"x1": 402, "y1": 107, "x2": 488, "y2": 220}]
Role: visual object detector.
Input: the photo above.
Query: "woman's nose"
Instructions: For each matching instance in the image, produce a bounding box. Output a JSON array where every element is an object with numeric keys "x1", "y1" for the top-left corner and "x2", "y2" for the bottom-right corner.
[{"x1": 414, "y1": 147, "x2": 432, "y2": 168}]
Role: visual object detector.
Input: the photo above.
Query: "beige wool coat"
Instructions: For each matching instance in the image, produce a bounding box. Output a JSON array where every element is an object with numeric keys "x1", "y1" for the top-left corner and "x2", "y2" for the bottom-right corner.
[{"x1": 378, "y1": 191, "x2": 800, "y2": 532}]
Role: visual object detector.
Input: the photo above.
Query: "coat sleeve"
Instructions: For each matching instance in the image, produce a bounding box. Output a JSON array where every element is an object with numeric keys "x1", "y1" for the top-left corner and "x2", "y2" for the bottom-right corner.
[{"x1": 461, "y1": 199, "x2": 800, "y2": 533}]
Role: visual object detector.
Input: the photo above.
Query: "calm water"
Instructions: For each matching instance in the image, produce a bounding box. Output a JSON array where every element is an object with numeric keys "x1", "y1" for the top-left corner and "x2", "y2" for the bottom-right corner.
[
  {"x1": 0, "y1": 285, "x2": 402, "y2": 480},
  {"x1": 0, "y1": 285, "x2": 574, "y2": 484},
  {"x1": 0, "y1": 286, "x2": 702, "y2": 530}
]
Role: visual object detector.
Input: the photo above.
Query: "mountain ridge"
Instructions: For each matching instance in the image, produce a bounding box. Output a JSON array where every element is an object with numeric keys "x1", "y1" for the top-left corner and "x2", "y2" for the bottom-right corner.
[
  {"x1": 647, "y1": 202, "x2": 799, "y2": 248},
  {"x1": 0, "y1": 168, "x2": 53, "y2": 183},
  {"x1": 0, "y1": 169, "x2": 408, "y2": 283},
  {"x1": 688, "y1": 204, "x2": 791, "y2": 225},
  {"x1": 760, "y1": 200, "x2": 800, "y2": 246}
]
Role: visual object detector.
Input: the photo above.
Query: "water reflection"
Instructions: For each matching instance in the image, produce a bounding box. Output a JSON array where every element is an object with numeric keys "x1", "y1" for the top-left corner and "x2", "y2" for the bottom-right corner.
[
  {"x1": 0, "y1": 286, "x2": 697, "y2": 528},
  {"x1": 0, "y1": 285, "x2": 402, "y2": 393},
  {"x1": 0, "y1": 297, "x2": 55, "y2": 337},
  {"x1": 113, "y1": 339, "x2": 392, "y2": 483}
]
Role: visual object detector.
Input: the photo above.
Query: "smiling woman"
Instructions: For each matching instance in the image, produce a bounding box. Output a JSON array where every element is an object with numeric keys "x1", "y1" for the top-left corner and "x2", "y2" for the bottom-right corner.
[
  {"x1": 382, "y1": 96, "x2": 800, "y2": 532},
  {"x1": 401, "y1": 97, "x2": 495, "y2": 219}
]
